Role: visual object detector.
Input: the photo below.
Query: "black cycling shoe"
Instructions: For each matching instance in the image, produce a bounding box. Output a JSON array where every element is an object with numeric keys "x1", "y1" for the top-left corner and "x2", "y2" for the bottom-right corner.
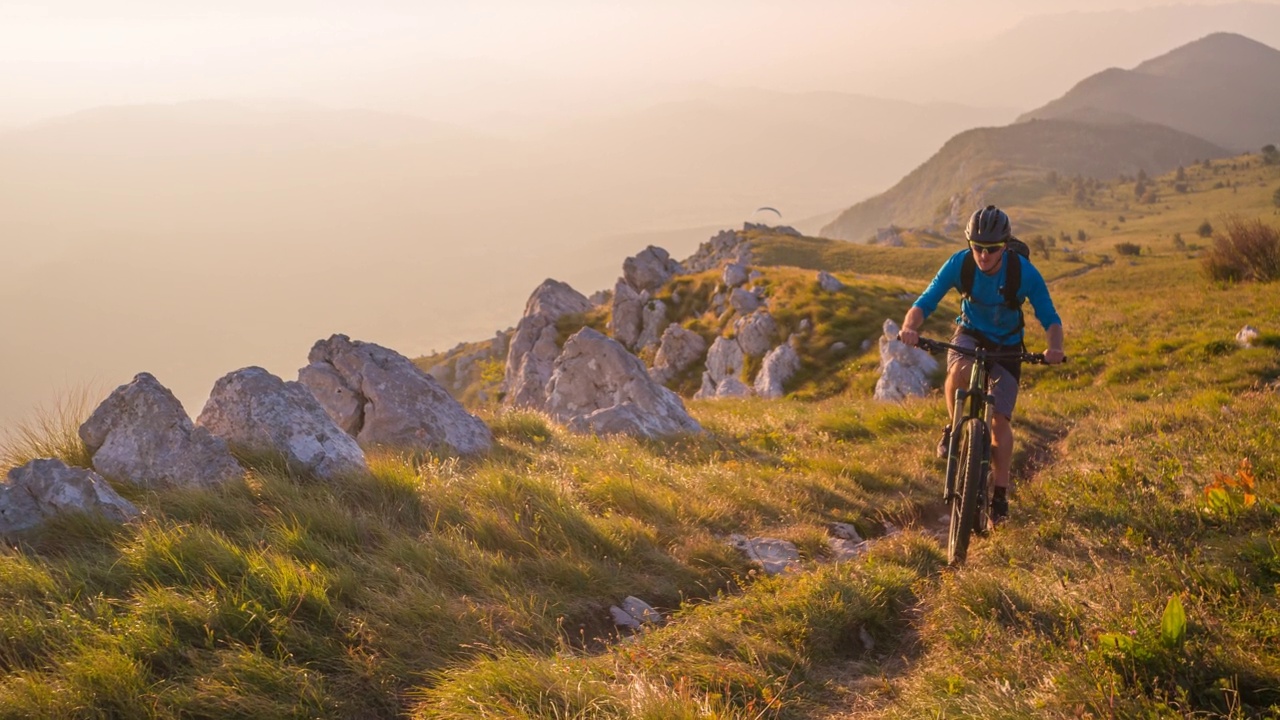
[
  {"x1": 990, "y1": 493, "x2": 1009, "y2": 526},
  {"x1": 936, "y1": 425, "x2": 951, "y2": 459}
]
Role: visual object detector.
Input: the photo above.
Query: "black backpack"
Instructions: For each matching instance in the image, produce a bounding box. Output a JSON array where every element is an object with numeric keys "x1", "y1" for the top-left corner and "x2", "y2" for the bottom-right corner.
[{"x1": 960, "y1": 237, "x2": 1030, "y2": 330}]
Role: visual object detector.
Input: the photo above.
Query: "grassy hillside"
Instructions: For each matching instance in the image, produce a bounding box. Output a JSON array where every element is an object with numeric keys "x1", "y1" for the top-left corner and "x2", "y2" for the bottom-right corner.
[
  {"x1": 819, "y1": 120, "x2": 1227, "y2": 242},
  {"x1": 0, "y1": 159, "x2": 1278, "y2": 718}
]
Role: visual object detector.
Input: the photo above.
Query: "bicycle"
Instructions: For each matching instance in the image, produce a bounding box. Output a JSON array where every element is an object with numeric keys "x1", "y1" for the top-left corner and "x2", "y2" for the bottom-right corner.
[{"x1": 914, "y1": 336, "x2": 1059, "y2": 565}]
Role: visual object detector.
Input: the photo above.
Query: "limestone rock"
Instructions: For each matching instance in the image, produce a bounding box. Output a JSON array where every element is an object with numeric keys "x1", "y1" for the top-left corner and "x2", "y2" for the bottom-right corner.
[
  {"x1": 610, "y1": 606, "x2": 642, "y2": 630},
  {"x1": 874, "y1": 319, "x2": 939, "y2": 402},
  {"x1": 734, "y1": 310, "x2": 778, "y2": 358},
  {"x1": 79, "y1": 373, "x2": 241, "y2": 488},
  {"x1": 723, "y1": 263, "x2": 749, "y2": 288},
  {"x1": 636, "y1": 298, "x2": 669, "y2": 351},
  {"x1": 817, "y1": 271, "x2": 846, "y2": 292},
  {"x1": 681, "y1": 229, "x2": 753, "y2": 274},
  {"x1": 0, "y1": 459, "x2": 139, "y2": 537},
  {"x1": 650, "y1": 325, "x2": 708, "y2": 386},
  {"x1": 729, "y1": 534, "x2": 801, "y2": 575},
  {"x1": 623, "y1": 246, "x2": 682, "y2": 292},
  {"x1": 197, "y1": 367, "x2": 368, "y2": 480},
  {"x1": 300, "y1": 335, "x2": 493, "y2": 456},
  {"x1": 544, "y1": 328, "x2": 702, "y2": 439},
  {"x1": 608, "y1": 280, "x2": 645, "y2": 350},
  {"x1": 729, "y1": 287, "x2": 761, "y2": 315},
  {"x1": 1237, "y1": 325, "x2": 1260, "y2": 348},
  {"x1": 704, "y1": 336, "x2": 744, "y2": 386},
  {"x1": 714, "y1": 376, "x2": 753, "y2": 399},
  {"x1": 754, "y1": 343, "x2": 801, "y2": 399},
  {"x1": 621, "y1": 596, "x2": 662, "y2": 625},
  {"x1": 504, "y1": 279, "x2": 593, "y2": 409}
]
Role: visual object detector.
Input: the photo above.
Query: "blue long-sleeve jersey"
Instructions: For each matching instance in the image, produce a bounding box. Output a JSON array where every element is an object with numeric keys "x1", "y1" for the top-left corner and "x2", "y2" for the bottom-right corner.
[{"x1": 912, "y1": 249, "x2": 1061, "y2": 346}]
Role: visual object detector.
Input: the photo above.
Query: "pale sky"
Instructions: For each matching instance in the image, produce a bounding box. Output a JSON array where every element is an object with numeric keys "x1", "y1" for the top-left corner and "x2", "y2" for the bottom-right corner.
[{"x1": 1, "y1": 0, "x2": 1266, "y2": 125}]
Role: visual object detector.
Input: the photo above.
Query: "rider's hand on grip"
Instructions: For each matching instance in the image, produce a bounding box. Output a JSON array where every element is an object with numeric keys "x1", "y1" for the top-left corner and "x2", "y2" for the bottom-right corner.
[
  {"x1": 898, "y1": 328, "x2": 919, "y2": 347},
  {"x1": 1043, "y1": 348, "x2": 1065, "y2": 365}
]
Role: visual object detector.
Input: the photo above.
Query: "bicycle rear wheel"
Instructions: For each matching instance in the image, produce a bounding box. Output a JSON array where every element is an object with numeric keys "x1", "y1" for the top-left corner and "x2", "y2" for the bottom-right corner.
[{"x1": 947, "y1": 418, "x2": 988, "y2": 565}]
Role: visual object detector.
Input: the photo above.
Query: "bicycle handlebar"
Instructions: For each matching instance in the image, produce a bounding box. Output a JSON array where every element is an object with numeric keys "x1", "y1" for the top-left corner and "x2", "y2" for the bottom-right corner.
[{"x1": 910, "y1": 336, "x2": 1066, "y2": 365}]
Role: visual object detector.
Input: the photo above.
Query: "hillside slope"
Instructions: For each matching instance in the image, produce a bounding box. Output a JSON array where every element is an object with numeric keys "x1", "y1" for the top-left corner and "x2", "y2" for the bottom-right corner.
[
  {"x1": 1018, "y1": 32, "x2": 1280, "y2": 152},
  {"x1": 819, "y1": 120, "x2": 1225, "y2": 242}
]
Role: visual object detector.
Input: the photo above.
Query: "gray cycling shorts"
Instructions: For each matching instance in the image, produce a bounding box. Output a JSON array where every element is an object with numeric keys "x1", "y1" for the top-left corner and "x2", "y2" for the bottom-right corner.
[{"x1": 946, "y1": 331, "x2": 1019, "y2": 419}]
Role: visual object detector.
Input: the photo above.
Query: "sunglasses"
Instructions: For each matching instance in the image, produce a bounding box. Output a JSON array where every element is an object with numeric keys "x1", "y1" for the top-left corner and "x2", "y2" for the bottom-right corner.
[{"x1": 969, "y1": 243, "x2": 1005, "y2": 256}]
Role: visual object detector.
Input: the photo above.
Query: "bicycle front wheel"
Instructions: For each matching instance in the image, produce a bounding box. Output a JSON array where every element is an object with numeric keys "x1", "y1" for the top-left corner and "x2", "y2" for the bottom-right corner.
[{"x1": 947, "y1": 418, "x2": 988, "y2": 565}]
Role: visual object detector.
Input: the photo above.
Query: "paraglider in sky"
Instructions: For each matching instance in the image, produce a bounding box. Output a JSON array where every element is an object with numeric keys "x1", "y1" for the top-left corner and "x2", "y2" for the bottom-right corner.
[{"x1": 755, "y1": 206, "x2": 782, "y2": 218}]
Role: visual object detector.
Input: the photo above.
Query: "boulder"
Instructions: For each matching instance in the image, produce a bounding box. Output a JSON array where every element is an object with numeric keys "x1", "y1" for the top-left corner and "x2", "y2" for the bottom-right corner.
[
  {"x1": 874, "y1": 320, "x2": 939, "y2": 402},
  {"x1": 704, "y1": 336, "x2": 744, "y2": 386},
  {"x1": 299, "y1": 335, "x2": 493, "y2": 456},
  {"x1": 723, "y1": 263, "x2": 750, "y2": 288},
  {"x1": 734, "y1": 310, "x2": 778, "y2": 358},
  {"x1": 729, "y1": 287, "x2": 761, "y2": 315},
  {"x1": 1237, "y1": 325, "x2": 1260, "y2": 348},
  {"x1": 0, "y1": 459, "x2": 139, "y2": 537},
  {"x1": 650, "y1": 325, "x2": 708, "y2": 386},
  {"x1": 754, "y1": 343, "x2": 801, "y2": 399},
  {"x1": 622, "y1": 246, "x2": 682, "y2": 292},
  {"x1": 78, "y1": 373, "x2": 242, "y2": 488},
  {"x1": 621, "y1": 596, "x2": 662, "y2": 625},
  {"x1": 817, "y1": 271, "x2": 846, "y2": 292},
  {"x1": 714, "y1": 376, "x2": 754, "y2": 399},
  {"x1": 608, "y1": 280, "x2": 645, "y2": 350},
  {"x1": 504, "y1": 279, "x2": 593, "y2": 409},
  {"x1": 544, "y1": 328, "x2": 702, "y2": 439},
  {"x1": 681, "y1": 229, "x2": 753, "y2": 274},
  {"x1": 197, "y1": 367, "x2": 368, "y2": 480}
]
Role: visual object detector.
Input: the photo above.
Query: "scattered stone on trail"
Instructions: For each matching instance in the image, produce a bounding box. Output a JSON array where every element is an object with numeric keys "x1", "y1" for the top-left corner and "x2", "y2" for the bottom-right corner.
[
  {"x1": 729, "y1": 534, "x2": 801, "y2": 575},
  {"x1": 874, "y1": 319, "x2": 939, "y2": 402},
  {"x1": 1237, "y1": 325, "x2": 1260, "y2": 347},
  {"x1": 300, "y1": 334, "x2": 493, "y2": 456},
  {"x1": 610, "y1": 606, "x2": 642, "y2": 630},
  {"x1": 543, "y1": 328, "x2": 702, "y2": 439},
  {"x1": 650, "y1": 325, "x2": 708, "y2": 386},
  {"x1": 622, "y1": 596, "x2": 662, "y2": 625},
  {"x1": 829, "y1": 537, "x2": 870, "y2": 562},
  {"x1": 754, "y1": 343, "x2": 801, "y2": 399},
  {"x1": 729, "y1": 287, "x2": 762, "y2": 315},
  {"x1": 78, "y1": 372, "x2": 242, "y2": 488},
  {"x1": 817, "y1": 271, "x2": 846, "y2": 292},
  {"x1": 723, "y1": 263, "x2": 750, "y2": 288},
  {"x1": 734, "y1": 310, "x2": 778, "y2": 358},
  {"x1": 828, "y1": 522, "x2": 864, "y2": 543},
  {"x1": 0, "y1": 459, "x2": 139, "y2": 537},
  {"x1": 623, "y1": 245, "x2": 683, "y2": 292},
  {"x1": 197, "y1": 367, "x2": 368, "y2": 480},
  {"x1": 504, "y1": 279, "x2": 594, "y2": 409}
]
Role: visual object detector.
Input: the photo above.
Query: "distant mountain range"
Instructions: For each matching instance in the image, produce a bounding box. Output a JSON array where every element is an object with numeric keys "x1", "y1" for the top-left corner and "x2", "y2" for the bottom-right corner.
[{"x1": 821, "y1": 33, "x2": 1278, "y2": 241}]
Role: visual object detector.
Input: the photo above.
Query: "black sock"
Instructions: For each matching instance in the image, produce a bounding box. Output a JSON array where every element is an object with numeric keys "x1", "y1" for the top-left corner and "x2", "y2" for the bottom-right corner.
[{"x1": 992, "y1": 486, "x2": 1007, "y2": 500}]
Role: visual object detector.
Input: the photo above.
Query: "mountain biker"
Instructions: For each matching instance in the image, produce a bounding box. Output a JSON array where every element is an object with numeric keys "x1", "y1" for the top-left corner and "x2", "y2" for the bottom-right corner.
[{"x1": 897, "y1": 205, "x2": 1065, "y2": 524}]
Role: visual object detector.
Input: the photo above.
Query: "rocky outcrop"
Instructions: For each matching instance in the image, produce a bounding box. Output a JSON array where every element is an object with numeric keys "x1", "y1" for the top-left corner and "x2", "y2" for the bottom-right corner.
[
  {"x1": 754, "y1": 343, "x2": 801, "y2": 399},
  {"x1": 544, "y1": 328, "x2": 702, "y2": 439},
  {"x1": 504, "y1": 279, "x2": 594, "y2": 409},
  {"x1": 78, "y1": 373, "x2": 242, "y2": 488},
  {"x1": 623, "y1": 246, "x2": 682, "y2": 293},
  {"x1": 695, "y1": 336, "x2": 748, "y2": 400},
  {"x1": 0, "y1": 459, "x2": 139, "y2": 537},
  {"x1": 426, "y1": 329, "x2": 511, "y2": 400},
  {"x1": 197, "y1": 367, "x2": 367, "y2": 480},
  {"x1": 649, "y1": 325, "x2": 707, "y2": 386},
  {"x1": 300, "y1": 335, "x2": 493, "y2": 456},
  {"x1": 874, "y1": 320, "x2": 939, "y2": 402},
  {"x1": 681, "y1": 229, "x2": 753, "y2": 274}
]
